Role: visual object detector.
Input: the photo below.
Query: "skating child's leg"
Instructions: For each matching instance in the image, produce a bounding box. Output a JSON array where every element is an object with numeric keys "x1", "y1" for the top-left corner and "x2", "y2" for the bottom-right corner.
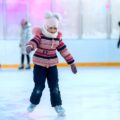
[
  {"x1": 27, "y1": 65, "x2": 47, "y2": 112},
  {"x1": 26, "y1": 54, "x2": 30, "y2": 69},
  {"x1": 19, "y1": 54, "x2": 24, "y2": 69},
  {"x1": 47, "y1": 66, "x2": 65, "y2": 115}
]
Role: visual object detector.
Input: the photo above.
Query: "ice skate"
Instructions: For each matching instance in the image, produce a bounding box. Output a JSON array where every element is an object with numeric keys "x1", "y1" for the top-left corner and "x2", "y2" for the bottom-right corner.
[
  {"x1": 27, "y1": 104, "x2": 36, "y2": 112},
  {"x1": 54, "y1": 105, "x2": 65, "y2": 116},
  {"x1": 18, "y1": 65, "x2": 24, "y2": 70},
  {"x1": 25, "y1": 65, "x2": 31, "y2": 69}
]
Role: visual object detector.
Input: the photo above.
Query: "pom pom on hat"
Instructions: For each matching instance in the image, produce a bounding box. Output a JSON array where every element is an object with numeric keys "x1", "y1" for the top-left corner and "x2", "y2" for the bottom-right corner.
[
  {"x1": 45, "y1": 11, "x2": 53, "y2": 19},
  {"x1": 45, "y1": 11, "x2": 61, "y2": 21},
  {"x1": 53, "y1": 12, "x2": 61, "y2": 21}
]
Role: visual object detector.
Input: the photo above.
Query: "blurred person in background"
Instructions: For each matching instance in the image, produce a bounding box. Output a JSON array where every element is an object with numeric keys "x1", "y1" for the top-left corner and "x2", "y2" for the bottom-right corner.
[
  {"x1": 19, "y1": 19, "x2": 32, "y2": 70},
  {"x1": 117, "y1": 21, "x2": 120, "y2": 48}
]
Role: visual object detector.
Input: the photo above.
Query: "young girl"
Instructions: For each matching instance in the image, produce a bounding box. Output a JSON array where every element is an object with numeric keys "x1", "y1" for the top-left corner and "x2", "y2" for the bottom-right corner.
[
  {"x1": 26, "y1": 12, "x2": 77, "y2": 115},
  {"x1": 19, "y1": 19, "x2": 32, "y2": 70}
]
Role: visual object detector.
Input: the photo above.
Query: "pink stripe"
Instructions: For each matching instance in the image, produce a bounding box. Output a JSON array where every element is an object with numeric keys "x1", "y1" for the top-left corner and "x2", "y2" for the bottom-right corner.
[
  {"x1": 27, "y1": 42, "x2": 37, "y2": 49},
  {"x1": 33, "y1": 56, "x2": 58, "y2": 67},
  {"x1": 57, "y1": 41, "x2": 64, "y2": 49}
]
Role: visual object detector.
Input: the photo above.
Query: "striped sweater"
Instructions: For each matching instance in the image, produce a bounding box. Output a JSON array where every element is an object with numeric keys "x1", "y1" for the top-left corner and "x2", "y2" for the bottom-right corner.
[{"x1": 27, "y1": 31, "x2": 75, "y2": 68}]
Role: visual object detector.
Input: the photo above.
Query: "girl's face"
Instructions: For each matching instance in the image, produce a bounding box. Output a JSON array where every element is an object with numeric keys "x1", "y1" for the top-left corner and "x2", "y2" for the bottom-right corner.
[{"x1": 47, "y1": 27, "x2": 57, "y2": 34}]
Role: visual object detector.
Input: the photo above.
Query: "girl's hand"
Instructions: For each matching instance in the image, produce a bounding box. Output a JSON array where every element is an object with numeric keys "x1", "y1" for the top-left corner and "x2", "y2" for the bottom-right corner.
[
  {"x1": 70, "y1": 64, "x2": 77, "y2": 74},
  {"x1": 26, "y1": 46, "x2": 33, "y2": 54}
]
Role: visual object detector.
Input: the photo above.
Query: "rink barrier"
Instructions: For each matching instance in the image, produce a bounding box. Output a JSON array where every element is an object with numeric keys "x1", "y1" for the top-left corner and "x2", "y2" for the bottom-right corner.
[{"x1": 1, "y1": 62, "x2": 120, "y2": 68}]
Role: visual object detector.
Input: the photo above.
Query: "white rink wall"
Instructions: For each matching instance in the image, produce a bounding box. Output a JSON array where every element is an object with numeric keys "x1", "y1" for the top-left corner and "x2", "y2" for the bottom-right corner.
[{"x1": 0, "y1": 39, "x2": 120, "y2": 64}]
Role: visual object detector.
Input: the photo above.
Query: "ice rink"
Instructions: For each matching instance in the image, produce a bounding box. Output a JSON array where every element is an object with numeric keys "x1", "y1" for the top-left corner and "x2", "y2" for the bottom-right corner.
[{"x1": 0, "y1": 67, "x2": 120, "y2": 120}]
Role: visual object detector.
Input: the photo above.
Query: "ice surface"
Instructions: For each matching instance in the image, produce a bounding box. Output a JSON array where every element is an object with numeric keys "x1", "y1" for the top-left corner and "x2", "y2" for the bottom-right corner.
[{"x1": 0, "y1": 67, "x2": 120, "y2": 120}]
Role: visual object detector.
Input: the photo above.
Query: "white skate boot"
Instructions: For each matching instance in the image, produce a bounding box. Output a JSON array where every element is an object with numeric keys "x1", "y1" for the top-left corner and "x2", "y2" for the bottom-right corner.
[
  {"x1": 54, "y1": 105, "x2": 65, "y2": 116},
  {"x1": 27, "y1": 103, "x2": 36, "y2": 112}
]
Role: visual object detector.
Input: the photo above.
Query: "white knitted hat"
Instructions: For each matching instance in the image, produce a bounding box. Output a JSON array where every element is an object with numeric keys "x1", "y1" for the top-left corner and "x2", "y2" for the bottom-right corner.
[{"x1": 44, "y1": 11, "x2": 61, "y2": 29}]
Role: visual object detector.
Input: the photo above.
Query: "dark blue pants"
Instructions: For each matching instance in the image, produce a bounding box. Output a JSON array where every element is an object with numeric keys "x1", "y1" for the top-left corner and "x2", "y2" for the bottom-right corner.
[{"x1": 30, "y1": 64, "x2": 62, "y2": 107}]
